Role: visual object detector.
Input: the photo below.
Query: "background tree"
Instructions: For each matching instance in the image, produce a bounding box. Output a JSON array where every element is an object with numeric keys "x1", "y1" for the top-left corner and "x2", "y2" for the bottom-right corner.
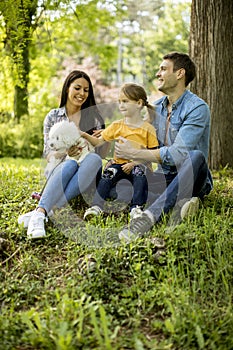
[
  {"x1": 190, "y1": 0, "x2": 233, "y2": 169},
  {"x1": 0, "y1": 0, "x2": 122, "y2": 121},
  {"x1": 0, "y1": 0, "x2": 40, "y2": 122},
  {"x1": 113, "y1": 0, "x2": 190, "y2": 89},
  {"x1": 0, "y1": 0, "x2": 192, "y2": 158}
]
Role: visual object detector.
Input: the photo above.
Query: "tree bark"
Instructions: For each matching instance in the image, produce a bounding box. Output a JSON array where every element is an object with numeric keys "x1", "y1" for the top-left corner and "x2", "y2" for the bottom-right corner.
[
  {"x1": 14, "y1": 39, "x2": 30, "y2": 122},
  {"x1": 189, "y1": 0, "x2": 233, "y2": 169},
  {"x1": 0, "y1": 0, "x2": 37, "y2": 122}
]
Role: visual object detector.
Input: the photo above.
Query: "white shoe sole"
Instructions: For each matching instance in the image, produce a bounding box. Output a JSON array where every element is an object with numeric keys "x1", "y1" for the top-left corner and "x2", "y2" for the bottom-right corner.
[
  {"x1": 118, "y1": 229, "x2": 136, "y2": 243},
  {"x1": 27, "y1": 230, "x2": 46, "y2": 239}
]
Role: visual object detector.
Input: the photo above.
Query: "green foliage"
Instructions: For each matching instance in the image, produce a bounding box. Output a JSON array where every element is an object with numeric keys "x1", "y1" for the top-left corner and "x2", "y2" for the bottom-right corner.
[
  {"x1": 0, "y1": 0, "x2": 192, "y2": 156},
  {"x1": 0, "y1": 0, "x2": 192, "y2": 115},
  {"x1": 0, "y1": 160, "x2": 232, "y2": 349},
  {"x1": 144, "y1": 0, "x2": 191, "y2": 84},
  {"x1": 0, "y1": 116, "x2": 44, "y2": 158}
]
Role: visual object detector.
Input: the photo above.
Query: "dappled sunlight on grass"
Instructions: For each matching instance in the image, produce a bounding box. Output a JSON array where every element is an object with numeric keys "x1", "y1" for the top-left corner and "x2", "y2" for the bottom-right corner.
[{"x1": 0, "y1": 159, "x2": 232, "y2": 349}]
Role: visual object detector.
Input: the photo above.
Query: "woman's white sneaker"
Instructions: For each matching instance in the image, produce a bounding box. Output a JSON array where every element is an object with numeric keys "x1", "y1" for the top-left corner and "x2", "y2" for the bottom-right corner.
[
  {"x1": 18, "y1": 209, "x2": 52, "y2": 228},
  {"x1": 27, "y1": 212, "x2": 46, "y2": 239},
  {"x1": 18, "y1": 210, "x2": 36, "y2": 228}
]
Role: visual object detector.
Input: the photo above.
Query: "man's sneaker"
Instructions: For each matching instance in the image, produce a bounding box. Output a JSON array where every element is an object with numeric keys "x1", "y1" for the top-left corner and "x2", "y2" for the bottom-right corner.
[
  {"x1": 18, "y1": 209, "x2": 53, "y2": 228},
  {"x1": 166, "y1": 197, "x2": 200, "y2": 233},
  {"x1": 27, "y1": 212, "x2": 46, "y2": 239},
  {"x1": 83, "y1": 205, "x2": 103, "y2": 220},
  {"x1": 130, "y1": 206, "x2": 143, "y2": 220},
  {"x1": 119, "y1": 212, "x2": 154, "y2": 243},
  {"x1": 180, "y1": 197, "x2": 200, "y2": 220}
]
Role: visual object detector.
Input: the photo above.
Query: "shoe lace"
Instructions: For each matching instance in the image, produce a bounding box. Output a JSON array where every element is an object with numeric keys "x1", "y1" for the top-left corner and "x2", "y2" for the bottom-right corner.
[
  {"x1": 130, "y1": 213, "x2": 152, "y2": 233},
  {"x1": 32, "y1": 215, "x2": 45, "y2": 229}
]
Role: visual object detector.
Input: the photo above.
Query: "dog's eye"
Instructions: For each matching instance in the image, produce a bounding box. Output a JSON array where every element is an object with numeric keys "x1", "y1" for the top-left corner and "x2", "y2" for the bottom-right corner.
[{"x1": 56, "y1": 136, "x2": 59, "y2": 140}]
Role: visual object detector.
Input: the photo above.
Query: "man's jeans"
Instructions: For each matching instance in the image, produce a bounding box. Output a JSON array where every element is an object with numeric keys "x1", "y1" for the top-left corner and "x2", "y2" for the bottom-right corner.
[
  {"x1": 38, "y1": 153, "x2": 102, "y2": 214},
  {"x1": 110, "y1": 150, "x2": 212, "y2": 222},
  {"x1": 147, "y1": 150, "x2": 212, "y2": 222}
]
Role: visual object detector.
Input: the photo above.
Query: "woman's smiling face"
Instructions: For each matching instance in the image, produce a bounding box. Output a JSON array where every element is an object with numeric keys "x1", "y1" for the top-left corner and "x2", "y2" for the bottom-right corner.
[{"x1": 67, "y1": 77, "x2": 89, "y2": 108}]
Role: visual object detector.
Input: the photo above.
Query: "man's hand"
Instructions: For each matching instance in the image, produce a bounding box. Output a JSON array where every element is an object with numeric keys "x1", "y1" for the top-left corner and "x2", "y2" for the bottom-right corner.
[
  {"x1": 115, "y1": 136, "x2": 161, "y2": 164},
  {"x1": 115, "y1": 137, "x2": 135, "y2": 159}
]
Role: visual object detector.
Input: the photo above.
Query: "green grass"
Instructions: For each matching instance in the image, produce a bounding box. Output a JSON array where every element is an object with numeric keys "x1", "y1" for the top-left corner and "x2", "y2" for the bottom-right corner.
[{"x1": 0, "y1": 158, "x2": 232, "y2": 349}]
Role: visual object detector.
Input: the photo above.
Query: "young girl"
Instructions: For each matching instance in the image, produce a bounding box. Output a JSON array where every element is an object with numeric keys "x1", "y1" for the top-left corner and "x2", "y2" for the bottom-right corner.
[{"x1": 82, "y1": 82, "x2": 159, "y2": 220}]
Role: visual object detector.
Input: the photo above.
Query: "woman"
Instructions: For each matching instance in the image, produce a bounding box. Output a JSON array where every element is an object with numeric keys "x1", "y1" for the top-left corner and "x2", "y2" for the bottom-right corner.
[{"x1": 19, "y1": 70, "x2": 105, "y2": 239}]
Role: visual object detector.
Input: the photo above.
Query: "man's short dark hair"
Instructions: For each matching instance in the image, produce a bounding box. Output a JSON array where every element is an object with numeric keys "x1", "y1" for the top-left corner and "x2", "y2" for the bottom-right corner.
[{"x1": 163, "y1": 52, "x2": 196, "y2": 86}]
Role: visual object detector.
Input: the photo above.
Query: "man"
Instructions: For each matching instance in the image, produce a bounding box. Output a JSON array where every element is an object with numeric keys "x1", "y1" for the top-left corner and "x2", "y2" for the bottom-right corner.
[{"x1": 116, "y1": 52, "x2": 213, "y2": 242}]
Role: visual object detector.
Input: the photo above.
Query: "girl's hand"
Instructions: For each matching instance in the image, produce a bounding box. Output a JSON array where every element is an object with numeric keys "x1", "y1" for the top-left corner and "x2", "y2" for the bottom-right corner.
[
  {"x1": 121, "y1": 162, "x2": 135, "y2": 175},
  {"x1": 92, "y1": 129, "x2": 103, "y2": 138},
  {"x1": 80, "y1": 131, "x2": 87, "y2": 138},
  {"x1": 104, "y1": 159, "x2": 115, "y2": 171}
]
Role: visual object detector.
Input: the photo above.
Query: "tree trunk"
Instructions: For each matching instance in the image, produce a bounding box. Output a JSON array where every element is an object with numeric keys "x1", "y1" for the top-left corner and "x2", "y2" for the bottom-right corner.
[
  {"x1": 14, "y1": 85, "x2": 29, "y2": 122},
  {"x1": 189, "y1": 0, "x2": 233, "y2": 169},
  {"x1": 0, "y1": 0, "x2": 38, "y2": 122},
  {"x1": 14, "y1": 41, "x2": 30, "y2": 122}
]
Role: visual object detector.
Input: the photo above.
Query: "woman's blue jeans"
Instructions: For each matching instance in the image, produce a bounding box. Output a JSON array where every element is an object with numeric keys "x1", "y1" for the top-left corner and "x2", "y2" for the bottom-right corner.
[{"x1": 38, "y1": 153, "x2": 102, "y2": 214}]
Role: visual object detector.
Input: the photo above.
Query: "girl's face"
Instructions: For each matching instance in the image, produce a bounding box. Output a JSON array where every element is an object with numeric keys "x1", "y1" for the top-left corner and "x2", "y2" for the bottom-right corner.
[
  {"x1": 67, "y1": 77, "x2": 89, "y2": 108},
  {"x1": 118, "y1": 91, "x2": 140, "y2": 117}
]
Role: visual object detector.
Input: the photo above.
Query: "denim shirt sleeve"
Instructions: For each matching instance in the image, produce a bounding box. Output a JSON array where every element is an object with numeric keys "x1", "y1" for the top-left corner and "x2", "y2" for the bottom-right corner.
[{"x1": 158, "y1": 96, "x2": 210, "y2": 167}]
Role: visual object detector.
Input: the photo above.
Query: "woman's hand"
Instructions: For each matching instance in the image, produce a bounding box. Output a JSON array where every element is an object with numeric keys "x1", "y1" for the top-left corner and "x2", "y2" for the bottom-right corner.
[{"x1": 67, "y1": 145, "x2": 82, "y2": 157}]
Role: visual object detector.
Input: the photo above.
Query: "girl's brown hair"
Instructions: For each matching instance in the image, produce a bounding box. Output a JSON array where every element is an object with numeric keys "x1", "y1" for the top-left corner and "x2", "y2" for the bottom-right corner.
[{"x1": 120, "y1": 83, "x2": 156, "y2": 122}]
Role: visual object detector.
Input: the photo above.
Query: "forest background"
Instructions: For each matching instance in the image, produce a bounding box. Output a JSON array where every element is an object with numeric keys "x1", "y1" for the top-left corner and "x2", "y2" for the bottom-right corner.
[
  {"x1": 0, "y1": 0, "x2": 200, "y2": 160},
  {"x1": 1, "y1": 0, "x2": 233, "y2": 169}
]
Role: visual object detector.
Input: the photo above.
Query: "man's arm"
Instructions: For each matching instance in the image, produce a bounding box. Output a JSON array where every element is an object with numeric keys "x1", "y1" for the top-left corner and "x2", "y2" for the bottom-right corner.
[
  {"x1": 115, "y1": 137, "x2": 162, "y2": 163},
  {"x1": 159, "y1": 103, "x2": 210, "y2": 166}
]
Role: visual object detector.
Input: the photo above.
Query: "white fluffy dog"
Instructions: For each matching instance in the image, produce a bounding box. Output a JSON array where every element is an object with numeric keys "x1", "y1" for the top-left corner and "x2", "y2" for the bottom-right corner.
[{"x1": 45, "y1": 120, "x2": 95, "y2": 176}]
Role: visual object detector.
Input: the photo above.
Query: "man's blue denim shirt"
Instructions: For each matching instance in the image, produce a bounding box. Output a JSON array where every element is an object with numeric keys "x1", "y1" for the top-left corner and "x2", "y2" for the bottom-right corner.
[{"x1": 152, "y1": 90, "x2": 211, "y2": 174}]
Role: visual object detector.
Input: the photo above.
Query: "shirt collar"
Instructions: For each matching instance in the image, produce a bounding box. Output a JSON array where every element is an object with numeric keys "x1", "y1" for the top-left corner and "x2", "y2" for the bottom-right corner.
[
  {"x1": 162, "y1": 89, "x2": 189, "y2": 110},
  {"x1": 57, "y1": 106, "x2": 68, "y2": 117}
]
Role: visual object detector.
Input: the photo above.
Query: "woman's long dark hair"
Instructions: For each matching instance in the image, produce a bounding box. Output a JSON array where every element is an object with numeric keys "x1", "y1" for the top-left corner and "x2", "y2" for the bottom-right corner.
[{"x1": 59, "y1": 70, "x2": 104, "y2": 134}]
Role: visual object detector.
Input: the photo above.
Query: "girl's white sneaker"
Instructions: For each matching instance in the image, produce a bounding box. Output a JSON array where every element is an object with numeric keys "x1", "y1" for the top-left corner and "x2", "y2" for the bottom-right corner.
[{"x1": 83, "y1": 205, "x2": 103, "y2": 220}]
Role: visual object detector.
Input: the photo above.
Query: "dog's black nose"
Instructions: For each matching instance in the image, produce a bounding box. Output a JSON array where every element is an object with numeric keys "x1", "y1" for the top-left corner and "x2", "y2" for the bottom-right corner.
[{"x1": 50, "y1": 143, "x2": 54, "y2": 148}]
